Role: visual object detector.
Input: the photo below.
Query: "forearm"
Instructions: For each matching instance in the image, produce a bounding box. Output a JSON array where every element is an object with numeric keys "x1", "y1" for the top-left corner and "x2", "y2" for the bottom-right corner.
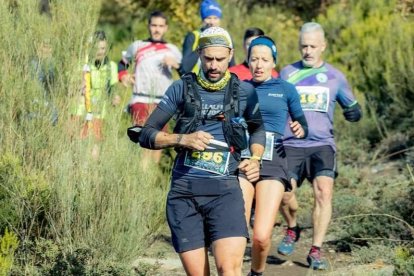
[
  {"x1": 139, "y1": 107, "x2": 173, "y2": 149},
  {"x1": 250, "y1": 143, "x2": 264, "y2": 159},
  {"x1": 153, "y1": 132, "x2": 182, "y2": 149},
  {"x1": 248, "y1": 122, "x2": 266, "y2": 148}
]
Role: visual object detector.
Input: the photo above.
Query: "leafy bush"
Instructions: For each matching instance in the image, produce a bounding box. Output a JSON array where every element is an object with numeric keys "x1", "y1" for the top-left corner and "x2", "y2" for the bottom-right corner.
[
  {"x1": 0, "y1": 153, "x2": 50, "y2": 238},
  {"x1": 0, "y1": 229, "x2": 19, "y2": 276},
  {"x1": 1, "y1": 0, "x2": 168, "y2": 272},
  {"x1": 10, "y1": 240, "x2": 133, "y2": 275},
  {"x1": 318, "y1": 0, "x2": 414, "y2": 138}
]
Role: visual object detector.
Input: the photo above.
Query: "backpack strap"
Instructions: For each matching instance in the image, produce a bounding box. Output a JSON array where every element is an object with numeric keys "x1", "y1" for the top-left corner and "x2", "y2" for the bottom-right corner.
[
  {"x1": 175, "y1": 73, "x2": 202, "y2": 133},
  {"x1": 223, "y1": 73, "x2": 240, "y2": 117}
]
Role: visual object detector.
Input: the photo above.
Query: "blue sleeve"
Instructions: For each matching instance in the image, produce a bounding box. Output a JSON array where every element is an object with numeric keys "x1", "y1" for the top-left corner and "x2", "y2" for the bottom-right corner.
[
  {"x1": 336, "y1": 71, "x2": 357, "y2": 109},
  {"x1": 241, "y1": 84, "x2": 266, "y2": 146},
  {"x1": 157, "y1": 80, "x2": 185, "y2": 115}
]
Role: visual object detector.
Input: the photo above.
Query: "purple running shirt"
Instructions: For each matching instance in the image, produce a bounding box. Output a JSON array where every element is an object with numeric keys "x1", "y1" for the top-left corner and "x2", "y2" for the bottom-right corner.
[{"x1": 280, "y1": 61, "x2": 358, "y2": 151}]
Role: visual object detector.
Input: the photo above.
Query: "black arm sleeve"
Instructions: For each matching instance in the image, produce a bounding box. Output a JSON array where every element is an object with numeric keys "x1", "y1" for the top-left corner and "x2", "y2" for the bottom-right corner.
[
  {"x1": 244, "y1": 98, "x2": 266, "y2": 147},
  {"x1": 247, "y1": 112, "x2": 266, "y2": 146},
  {"x1": 291, "y1": 114, "x2": 308, "y2": 138},
  {"x1": 179, "y1": 32, "x2": 199, "y2": 75},
  {"x1": 139, "y1": 107, "x2": 174, "y2": 149},
  {"x1": 343, "y1": 102, "x2": 362, "y2": 122}
]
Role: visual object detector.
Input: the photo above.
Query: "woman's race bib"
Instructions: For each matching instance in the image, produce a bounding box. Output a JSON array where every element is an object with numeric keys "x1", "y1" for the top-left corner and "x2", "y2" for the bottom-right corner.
[{"x1": 241, "y1": 132, "x2": 274, "y2": 161}]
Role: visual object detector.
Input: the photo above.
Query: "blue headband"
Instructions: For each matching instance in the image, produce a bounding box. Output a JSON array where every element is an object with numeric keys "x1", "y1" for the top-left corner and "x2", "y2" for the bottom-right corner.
[{"x1": 247, "y1": 36, "x2": 278, "y2": 64}]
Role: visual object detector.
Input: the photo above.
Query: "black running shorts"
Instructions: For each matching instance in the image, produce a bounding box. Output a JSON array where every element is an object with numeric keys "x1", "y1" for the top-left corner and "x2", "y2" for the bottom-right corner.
[
  {"x1": 166, "y1": 176, "x2": 248, "y2": 253},
  {"x1": 285, "y1": 145, "x2": 337, "y2": 187}
]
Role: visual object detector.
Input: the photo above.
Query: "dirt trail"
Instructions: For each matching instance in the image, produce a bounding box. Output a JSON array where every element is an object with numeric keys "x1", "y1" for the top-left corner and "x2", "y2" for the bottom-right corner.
[{"x1": 134, "y1": 226, "x2": 394, "y2": 275}]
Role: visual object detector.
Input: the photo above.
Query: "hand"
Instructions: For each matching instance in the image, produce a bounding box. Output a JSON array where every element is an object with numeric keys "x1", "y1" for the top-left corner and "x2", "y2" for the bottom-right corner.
[
  {"x1": 112, "y1": 95, "x2": 121, "y2": 106},
  {"x1": 179, "y1": 131, "x2": 213, "y2": 151},
  {"x1": 238, "y1": 159, "x2": 260, "y2": 183},
  {"x1": 289, "y1": 121, "x2": 304, "y2": 138},
  {"x1": 343, "y1": 104, "x2": 362, "y2": 122},
  {"x1": 121, "y1": 74, "x2": 135, "y2": 87},
  {"x1": 162, "y1": 55, "x2": 179, "y2": 69}
]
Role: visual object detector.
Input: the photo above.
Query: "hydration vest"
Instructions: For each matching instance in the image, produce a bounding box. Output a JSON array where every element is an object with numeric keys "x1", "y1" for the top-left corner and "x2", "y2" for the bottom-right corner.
[{"x1": 173, "y1": 73, "x2": 248, "y2": 160}]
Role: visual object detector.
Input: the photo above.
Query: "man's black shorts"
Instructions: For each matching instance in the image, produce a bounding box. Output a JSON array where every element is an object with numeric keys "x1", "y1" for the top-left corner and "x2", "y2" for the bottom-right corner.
[
  {"x1": 285, "y1": 145, "x2": 337, "y2": 187},
  {"x1": 166, "y1": 176, "x2": 248, "y2": 253}
]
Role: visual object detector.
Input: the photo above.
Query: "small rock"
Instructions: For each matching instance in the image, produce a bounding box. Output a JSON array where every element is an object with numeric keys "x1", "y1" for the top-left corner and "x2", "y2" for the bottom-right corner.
[{"x1": 281, "y1": 260, "x2": 294, "y2": 267}]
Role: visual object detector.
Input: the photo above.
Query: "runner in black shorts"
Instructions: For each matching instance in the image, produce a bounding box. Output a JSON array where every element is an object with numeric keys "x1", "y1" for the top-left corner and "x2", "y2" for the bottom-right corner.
[
  {"x1": 167, "y1": 177, "x2": 247, "y2": 253},
  {"x1": 238, "y1": 36, "x2": 308, "y2": 276},
  {"x1": 278, "y1": 22, "x2": 362, "y2": 270},
  {"x1": 138, "y1": 27, "x2": 266, "y2": 276}
]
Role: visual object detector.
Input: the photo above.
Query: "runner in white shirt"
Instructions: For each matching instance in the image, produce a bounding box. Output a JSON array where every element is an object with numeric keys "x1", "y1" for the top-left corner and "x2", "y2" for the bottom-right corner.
[{"x1": 118, "y1": 10, "x2": 182, "y2": 127}]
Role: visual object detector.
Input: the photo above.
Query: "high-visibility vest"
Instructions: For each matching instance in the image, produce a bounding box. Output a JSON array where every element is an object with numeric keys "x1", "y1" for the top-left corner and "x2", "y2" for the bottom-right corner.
[{"x1": 190, "y1": 30, "x2": 201, "y2": 74}]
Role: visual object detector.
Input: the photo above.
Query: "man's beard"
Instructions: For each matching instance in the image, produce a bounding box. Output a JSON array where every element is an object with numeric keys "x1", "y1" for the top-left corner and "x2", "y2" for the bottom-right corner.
[{"x1": 205, "y1": 69, "x2": 223, "y2": 83}]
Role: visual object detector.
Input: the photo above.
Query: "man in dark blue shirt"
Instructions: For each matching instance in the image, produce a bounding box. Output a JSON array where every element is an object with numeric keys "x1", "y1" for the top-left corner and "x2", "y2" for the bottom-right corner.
[{"x1": 139, "y1": 27, "x2": 265, "y2": 275}]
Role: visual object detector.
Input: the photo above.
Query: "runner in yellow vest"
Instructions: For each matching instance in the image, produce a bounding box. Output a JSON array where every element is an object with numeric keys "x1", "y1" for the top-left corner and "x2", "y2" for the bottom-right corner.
[
  {"x1": 178, "y1": 0, "x2": 235, "y2": 75},
  {"x1": 76, "y1": 31, "x2": 119, "y2": 140}
]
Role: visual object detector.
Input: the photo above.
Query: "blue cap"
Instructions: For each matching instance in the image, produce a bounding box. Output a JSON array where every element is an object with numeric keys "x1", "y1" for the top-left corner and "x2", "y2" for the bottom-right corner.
[
  {"x1": 200, "y1": 0, "x2": 222, "y2": 20},
  {"x1": 248, "y1": 36, "x2": 278, "y2": 64}
]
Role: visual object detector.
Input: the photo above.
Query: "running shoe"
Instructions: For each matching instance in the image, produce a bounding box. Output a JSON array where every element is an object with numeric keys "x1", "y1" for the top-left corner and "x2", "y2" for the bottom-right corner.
[
  {"x1": 307, "y1": 247, "x2": 328, "y2": 270},
  {"x1": 277, "y1": 226, "x2": 301, "y2": 255}
]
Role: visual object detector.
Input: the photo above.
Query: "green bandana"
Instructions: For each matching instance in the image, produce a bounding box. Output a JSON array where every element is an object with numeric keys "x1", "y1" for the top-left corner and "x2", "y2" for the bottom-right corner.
[{"x1": 197, "y1": 70, "x2": 231, "y2": 91}]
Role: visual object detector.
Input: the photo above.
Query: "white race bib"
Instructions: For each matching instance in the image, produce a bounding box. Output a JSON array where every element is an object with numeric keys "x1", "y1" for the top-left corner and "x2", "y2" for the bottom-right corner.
[
  {"x1": 296, "y1": 86, "x2": 330, "y2": 112},
  {"x1": 241, "y1": 132, "x2": 275, "y2": 161},
  {"x1": 184, "y1": 151, "x2": 230, "y2": 175}
]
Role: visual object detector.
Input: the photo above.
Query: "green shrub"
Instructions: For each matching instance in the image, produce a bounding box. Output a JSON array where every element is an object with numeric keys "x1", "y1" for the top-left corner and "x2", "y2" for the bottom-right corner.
[
  {"x1": 1, "y1": 0, "x2": 168, "y2": 271},
  {"x1": 318, "y1": 0, "x2": 414, "y2": 138},
  {"x1": 0, "y1": 229, "x2": 19, "y2": 276},
  {"x1": 0, "y1": 153, "x2": 50, "y2": 238},
  {"x1": 394, "y1": 246, "x2": 414, "y2": 276},
  {"x1": 351, "y1": 244, "x2": 414, "y2": 276}
]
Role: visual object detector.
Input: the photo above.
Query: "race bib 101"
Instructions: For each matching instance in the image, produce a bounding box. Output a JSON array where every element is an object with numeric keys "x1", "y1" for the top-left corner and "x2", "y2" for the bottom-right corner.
[{"x1": 296, "y1": 86, "x2": 330, "y2": 112}]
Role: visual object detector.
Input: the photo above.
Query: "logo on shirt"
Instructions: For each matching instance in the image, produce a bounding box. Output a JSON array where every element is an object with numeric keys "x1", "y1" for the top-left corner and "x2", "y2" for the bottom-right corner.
[
  {"x1": 316, "y1": 73, "x2": 328, "y2": 83},
  {"x1": 268, "y1": 93, "x2": 283, "y2": 98},
  {"x1": 202, "y1": 103, "x2": 223, "y2": 116}
]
